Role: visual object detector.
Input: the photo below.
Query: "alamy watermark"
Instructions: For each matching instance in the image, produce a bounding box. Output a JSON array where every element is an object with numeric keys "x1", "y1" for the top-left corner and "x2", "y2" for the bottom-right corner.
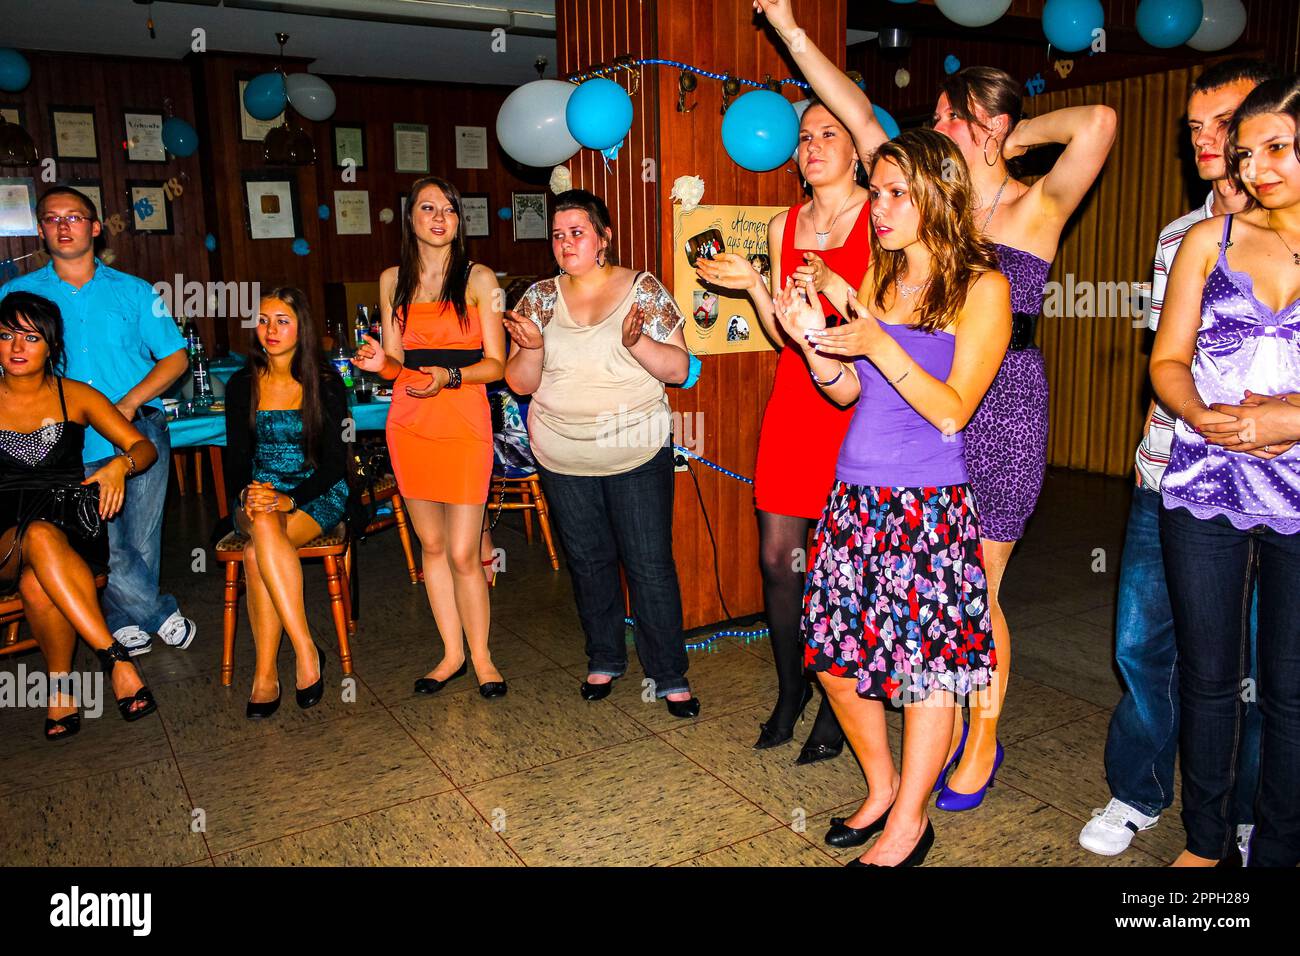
[
  {"x1": 0, "y1": 665, "x2": 103, "y2": 718},
  {"x1": 152, "y1": 276, "x2": 262, "y2": 327},
  {"x1": 595, "y1": 406, "x2": 705, "y2": 456}
]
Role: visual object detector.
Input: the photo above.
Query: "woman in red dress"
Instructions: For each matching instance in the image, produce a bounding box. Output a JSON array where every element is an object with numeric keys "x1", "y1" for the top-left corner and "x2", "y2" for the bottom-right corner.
[{"x1": 696, "y1": 6, "x2": 887, "y2": 761}]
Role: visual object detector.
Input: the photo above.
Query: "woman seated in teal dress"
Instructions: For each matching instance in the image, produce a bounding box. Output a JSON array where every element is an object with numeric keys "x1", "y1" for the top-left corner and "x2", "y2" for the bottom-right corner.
[{"x1": 224, "y1": 286, "x2": 361, "y2": 719}]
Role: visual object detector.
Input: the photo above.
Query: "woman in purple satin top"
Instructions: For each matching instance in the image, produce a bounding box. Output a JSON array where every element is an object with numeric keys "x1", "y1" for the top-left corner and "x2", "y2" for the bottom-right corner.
[{"x1": 1151, "y1": 76, "x2": 1300, "y2": 868}]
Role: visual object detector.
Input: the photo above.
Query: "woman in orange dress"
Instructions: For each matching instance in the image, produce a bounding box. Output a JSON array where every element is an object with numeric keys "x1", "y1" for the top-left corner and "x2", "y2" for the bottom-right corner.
[{"x1": 352, "y1": 176, "x2": 508, "y2": 698}]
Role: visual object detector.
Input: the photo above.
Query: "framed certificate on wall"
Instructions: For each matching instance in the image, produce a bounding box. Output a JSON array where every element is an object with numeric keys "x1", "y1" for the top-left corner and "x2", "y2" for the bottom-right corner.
[
  {"x1": 461, "y1": 193, "x2": 489, "y2": 238},
  {"x1": 393, "y1": 123, "x2": 429, "y2": 173},
  {"x1": 237, "y1": 78, "x2": 284, "y2": 142},
  {"x1": 50, "y1": 106, "x2": 98, "y2": 160},
  {"x1": 242, "y1": 170, "x2": 300, "y2": 240},
  {"x1": 332, "y1": 123, "x2": 365, "y2": 170},
  {"x1": 0, "y1": 177, "x2": 38, "y2": 237},
  {"x1": 126, "y1": 180, "x2": 172, "y2": 234},
  {"x1": 124, "y1": 110, "x2": 166, "y2": 162}
]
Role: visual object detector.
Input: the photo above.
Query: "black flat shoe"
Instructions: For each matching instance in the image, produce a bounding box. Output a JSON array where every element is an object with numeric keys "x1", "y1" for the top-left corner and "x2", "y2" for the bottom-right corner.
[
  {"x1": 94, "y1": 639, "x2": 157, "y2": 722},
  {"x1": 580, "y1": 678, "x2": 616, "y2": 701},
  {"x1": 44, "y1": 713, "x2": 81, "y2": 741},
  {"x1": 825, "y1": 805, "x2": 892, "y2": 848},
  {"x1": 849, "y1": 820, "x2": 935, "y2": 868},
  {"x1": 479, "y1": 681, "x2": 508, "y2": 699},
  {"x1": 296, "y1": 645, "x2": 326, "y2": 710},
  {"x1": 414, "y1": 660, "x2": 468, "y2": 695},
  {"x1": 796, "y1": 737, "x2": 844, "y2": 765},
  {"x1": 665, "y1": 696, "x2": 701, "y2": 719},
  {"x1": 246, "y1": 684, "x2": 282, "y2": 720},
  {"x1": 753, "y1": 683, "x2": 815, "y2": 750}
]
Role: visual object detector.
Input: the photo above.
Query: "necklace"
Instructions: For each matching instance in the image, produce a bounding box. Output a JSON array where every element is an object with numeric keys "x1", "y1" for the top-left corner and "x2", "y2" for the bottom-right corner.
[
  {"x1": 1268, "y1": 211, "x2": 1300, "y2": 266},
  {"x1": 979, "y1": 174, "x2": 1011, "y2": 232},
  {"x1": 897, "y1": 277, "x2": 931, "y2": 300},
  {"x1": 813, "y1": 190, "x2": 853, "y2": 250}
]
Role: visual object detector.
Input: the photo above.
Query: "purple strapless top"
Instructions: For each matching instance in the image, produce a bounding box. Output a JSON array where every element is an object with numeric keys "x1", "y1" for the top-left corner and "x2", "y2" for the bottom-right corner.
[
  {"x1": 994, "y1": 243, "x2": 1052, "y2": 316},
  {"x1": 837, "y1": 324, "x2": 966, "y2": 488},
  {"x1": 1162, "y1": 215, "x2": 1300, "y2": 534}
]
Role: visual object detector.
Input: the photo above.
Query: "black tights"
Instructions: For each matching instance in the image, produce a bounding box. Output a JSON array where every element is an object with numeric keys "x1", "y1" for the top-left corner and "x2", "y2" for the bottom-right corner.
[{"x1": 758, "y1": 510, "x2": 843, "y2": 746}]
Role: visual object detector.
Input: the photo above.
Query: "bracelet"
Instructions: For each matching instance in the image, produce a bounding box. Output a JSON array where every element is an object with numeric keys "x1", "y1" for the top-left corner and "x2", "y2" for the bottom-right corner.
[
  {"x1": 284, "y1": 494, "x2": 297, "y2": 514},
  {"x1": 121, "y1": 451, "x2": 137, "y2": 476},
  {"x1": 1178, "y1": 396, "x2": 1207, "y2": 421},
  {"x1": 810, "y1": 364, "x2": 844, "y2": 387},
  {"x1": 444, "y1": 366, "x2": 463, "y2": 389},
  {"x1": 888, "y1": 366, "x2": 911, "y2": 386}
]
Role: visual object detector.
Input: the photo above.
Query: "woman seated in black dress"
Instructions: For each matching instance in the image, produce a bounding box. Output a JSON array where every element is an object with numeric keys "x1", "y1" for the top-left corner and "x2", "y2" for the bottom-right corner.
[
  {"x1": 0, "y1": 291, "x2": 159, "y2": 740},
  {"x1": 224, "y1": 286, "x2": 360, "y2": 719}
]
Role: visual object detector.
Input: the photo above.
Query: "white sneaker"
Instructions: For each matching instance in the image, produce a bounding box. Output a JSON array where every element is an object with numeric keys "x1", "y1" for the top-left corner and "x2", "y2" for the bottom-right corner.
[
  {"x1": 1237, "y1": 824, "x2": 1254, "y2": 866},
  {"x1": 157, "y1": 611, "x2": 197, "y2": 650},
  {"x1": 1079, "y1": 798, "x2": 1160, "y2": 856},
  {"x1": 113, "y1": 625, "x2": 153, "y2": 657}
]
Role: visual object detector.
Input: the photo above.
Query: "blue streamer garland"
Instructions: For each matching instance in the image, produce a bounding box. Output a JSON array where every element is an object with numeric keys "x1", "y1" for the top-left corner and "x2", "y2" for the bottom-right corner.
[{"x1": 567, "y1": 57, "x2": 811, "y2": 92}]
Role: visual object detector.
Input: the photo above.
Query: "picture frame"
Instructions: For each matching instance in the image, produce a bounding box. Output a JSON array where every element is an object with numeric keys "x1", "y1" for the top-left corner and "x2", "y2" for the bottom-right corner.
[
  {"x1": 242, "y1": 169, "x2": 300, "y2": 240},
  {"x1": 511, "y1": 192, "x2": 547, "y2": 242},
  {"x1": 0, "y1": 176, "x2": 38, "y2": 237},
  {"x1": 125, "y1": 180, "x2": 171, "y2": 234},
  {"x1": 49, "y1": 106, "x2": 98, "y2": 160},
  {"x1": 332, "y1": 123, "x2": 366, "y2": 170},
  {"x1": 393, "y1": 122, "x2": 429, "y2": 173},
  {"x1": 237, "y1": 77, "x2": 285, "y2": 143},
  {"x1": 123, "y1": 109, "x2": 166, "y2": 163},
  {"x1": 461, "y1": 193, "x2": 490, "y2": 238},
  {"x1": 0, "y1": 105, "x2": 24, "y2": 128},
  {"x1": 68, "y1": 178, "x2": 104, "y2": 221},
  {"x1": 333, "y1": 189, "x2": 371, "y2": 236}
]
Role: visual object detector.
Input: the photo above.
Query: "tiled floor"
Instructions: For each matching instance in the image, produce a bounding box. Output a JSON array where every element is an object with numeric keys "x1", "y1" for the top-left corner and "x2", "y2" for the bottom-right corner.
[{"x1": 0, "y1": 468, "x2": 1179, "y2": 866}]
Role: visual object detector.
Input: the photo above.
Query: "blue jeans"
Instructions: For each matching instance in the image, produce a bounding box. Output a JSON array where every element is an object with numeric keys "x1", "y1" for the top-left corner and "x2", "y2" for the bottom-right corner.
[
  {"x1": 1105, "y1": 487, "x2": 1260, "y2": 821},
  {"x1": 84, "y1": 406, "x2": 180, "y2": 634},
  {"x1": 1161, "y1": 504, "x2": 1300, "y2": 867},
  {"x1": 537, "y1": 444, "x2": 690, "y2": 697}
]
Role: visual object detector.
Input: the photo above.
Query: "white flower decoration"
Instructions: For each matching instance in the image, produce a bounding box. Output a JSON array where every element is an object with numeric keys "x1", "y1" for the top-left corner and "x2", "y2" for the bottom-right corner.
[
  {"x1": 549, "y1": 165, "x2": 573, "y2": 195},
  {"x1": 671, "y1": 175, "x2": 705, "y2": 212}
]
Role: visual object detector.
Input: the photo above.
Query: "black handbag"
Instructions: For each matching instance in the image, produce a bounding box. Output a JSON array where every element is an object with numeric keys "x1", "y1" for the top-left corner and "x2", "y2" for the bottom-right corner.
[{"x1": 0, "y1": 480, "x2": 102, "y2": 568}]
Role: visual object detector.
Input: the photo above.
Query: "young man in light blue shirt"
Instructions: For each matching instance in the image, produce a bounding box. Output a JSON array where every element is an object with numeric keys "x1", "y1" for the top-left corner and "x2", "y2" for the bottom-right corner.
[{"x1": 1, "y1": 186, "x2": 195, "y2": 654}]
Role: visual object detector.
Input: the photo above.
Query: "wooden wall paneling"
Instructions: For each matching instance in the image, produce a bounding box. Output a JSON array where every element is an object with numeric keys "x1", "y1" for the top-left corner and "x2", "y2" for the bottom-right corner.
[{"x1": 0, "y1": 52, "x2": 209, "y2": 341}]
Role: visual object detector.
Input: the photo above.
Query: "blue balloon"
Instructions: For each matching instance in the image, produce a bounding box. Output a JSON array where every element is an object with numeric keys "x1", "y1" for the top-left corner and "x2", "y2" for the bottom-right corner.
[
  {"x1": 318, "y1": 204, "x2": 331, "y2": 220},
  {"x1": 566, "y1": 78, "x2": 634, "y2": 151},
  {"x1": 873, "y1": 105, "x2": 901, "y2": 141},
  {"x1": 944, "y1": 55, "x2": 961, "y2": 75},
  {"x1": 291, "y1": 238, "x2": 310, "y2": 256},
  {"x1": 0, "y1": 49, "x2": 30, "y2": 93},
  {"x1": 1136, "y1": 0, "x2": 1203, "y2": 48},
  {"x1": 243, "y1": 72, "x2": 287, "y2": 121},
  {"x1": 204, "y1": 233, "x2": 217, "y2": 252},
  {"x1": 1042, "y1": 0, "x2": 1105, "y2": 53},
  {"x1": 722, "y1": 90, "x2": 800, "y2": 173},
  {"x1": 161, "y1": 117, "x2": 198, "y2": 157},
  {"x1": 498, "y1": 207, "x2": 512, "y2": 220}
]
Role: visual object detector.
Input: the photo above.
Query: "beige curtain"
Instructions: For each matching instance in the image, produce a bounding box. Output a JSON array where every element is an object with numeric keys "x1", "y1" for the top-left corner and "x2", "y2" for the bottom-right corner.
[{"x1": 1035, "y1": 67, "x2": 1200, "y2": 477}]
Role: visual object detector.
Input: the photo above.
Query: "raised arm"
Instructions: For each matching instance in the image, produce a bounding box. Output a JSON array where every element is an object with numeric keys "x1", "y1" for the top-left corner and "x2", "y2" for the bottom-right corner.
[
  {"x1": 1009, "y1": 104, "x2": 1117, "y2": 227},
  {"x1": 753, "y1": 0, "x2": 888, "y2": 162}
]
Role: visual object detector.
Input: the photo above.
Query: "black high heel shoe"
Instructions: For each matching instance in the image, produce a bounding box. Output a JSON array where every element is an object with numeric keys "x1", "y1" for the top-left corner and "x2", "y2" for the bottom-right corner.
[
  {"x1": 44, "y1": 712, "x2": 81, "y2": 741},
  {"x1": 296, "y1": 645, "x2": 325, "y2": 710},
  {"x1": 414, "y1": 660, "x2": 467, "y2": 695},
  {"x1": 665, "y1": 695, "x2": 701, "y2": 719},
  {"x1": 825, "y1": 805, "x2": 892, "y2": 848},
  {"x1": 246, "y1": 683, "x2": 282, "y2": 720},
  {"x1": 94, "y1": 639, "x2": 157, "y2": 722},
  {"x1": 753, "y1": 682, "x2": 815, "y2": 750},
  {"x1": 796, "y1": 736, "x2": 844, "y2": 765},
  {"x1": 846, "y1": 820, "x2": 935, "y2": 868},
  {"x1": 580, "y1": 676, "x2": 618, "y2": 700}
]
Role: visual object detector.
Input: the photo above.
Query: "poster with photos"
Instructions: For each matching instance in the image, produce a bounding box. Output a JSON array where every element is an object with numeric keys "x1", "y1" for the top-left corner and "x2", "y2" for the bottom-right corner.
[{"x1": 672, "y1": 203, "x2": 782, "y2": 355}]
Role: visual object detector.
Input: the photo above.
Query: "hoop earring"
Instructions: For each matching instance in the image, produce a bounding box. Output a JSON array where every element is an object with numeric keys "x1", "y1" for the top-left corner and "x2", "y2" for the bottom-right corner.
[
  {"x1": 597, "y1": 250, "x2": 605, "y2": 268},
  {"x1": 983, "y1": 135, "x2": 999, "y2": 167}
]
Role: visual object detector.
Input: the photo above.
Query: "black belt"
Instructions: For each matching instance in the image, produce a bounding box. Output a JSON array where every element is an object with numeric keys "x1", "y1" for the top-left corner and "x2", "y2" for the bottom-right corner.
[
  {"x1": 402, "y1": 348, "x2": 482, "y2": 371},
  {"x1": 1009, "y1": 312, "x2": 1039, "y2": 352}
]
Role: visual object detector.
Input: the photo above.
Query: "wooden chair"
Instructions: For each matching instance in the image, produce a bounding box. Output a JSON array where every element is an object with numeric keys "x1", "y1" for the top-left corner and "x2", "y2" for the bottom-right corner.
[
  {"x1": 487, "y1": 472, "x2": 560, "y2": 572},
  {"x1": 1, "y1": 573, "x2": 110, "y2": 657},
  {"x1": 355, "y1": 474, "x2": 418, "y2": 584},
  {"x1": 215, "y1": 525, "x2": 354, "y2": 687}
]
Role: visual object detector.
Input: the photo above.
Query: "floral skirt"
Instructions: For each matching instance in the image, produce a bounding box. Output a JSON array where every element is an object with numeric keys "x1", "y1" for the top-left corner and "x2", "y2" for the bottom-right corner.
[{"x1": 802, "y1": 482, "x2": 996, "y2": 703}]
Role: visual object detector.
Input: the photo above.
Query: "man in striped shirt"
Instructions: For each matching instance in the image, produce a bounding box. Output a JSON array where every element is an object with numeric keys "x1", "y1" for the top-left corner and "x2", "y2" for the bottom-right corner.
[{"x1": 1081, "y1": 59, "x2": 1279, "y2": 860}]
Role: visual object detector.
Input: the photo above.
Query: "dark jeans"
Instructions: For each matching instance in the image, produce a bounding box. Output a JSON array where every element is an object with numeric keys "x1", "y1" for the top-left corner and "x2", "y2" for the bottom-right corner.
[
  {"x1": 84, "y1": 406, "x2": 179, "y2": 634},
  {"x1": 537, "y1": 444, "x2": 689, "y2": 697},
  {"x1": 1105, "y1": 487, "x2": 1260, "y2": 821},
  {"x1": 1161, "y1": 504, "x2": 1300, "y2": 867}
]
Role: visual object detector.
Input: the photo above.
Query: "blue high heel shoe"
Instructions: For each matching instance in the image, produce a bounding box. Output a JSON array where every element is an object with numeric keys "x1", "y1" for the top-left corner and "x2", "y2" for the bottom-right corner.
[
  {"x1": 932, "y1": 721, "x2": 969, "y2": 793},
  {"x1": 935, "y1": 740, "x2": 1003, "y2": 812}
]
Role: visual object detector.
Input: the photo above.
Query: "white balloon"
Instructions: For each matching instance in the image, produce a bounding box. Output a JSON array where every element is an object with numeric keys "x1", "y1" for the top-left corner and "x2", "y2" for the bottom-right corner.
[
  {"x1": 285, "y1": 72, "x2": 336, "y2": 122},
  {"x1": 496, "y1": 80, "x2": 581, "y2": 168},
  {"x1": 1187, "y1": 0, "x2": 1246, "y2": 52},
  {"x1": 935, "y1": 0, "x2": 1012, "y2": 28}
]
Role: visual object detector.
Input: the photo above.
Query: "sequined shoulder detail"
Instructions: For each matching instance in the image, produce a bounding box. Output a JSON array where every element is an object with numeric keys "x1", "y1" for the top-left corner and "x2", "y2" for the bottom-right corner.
[
  {"x1": 0, "y1": 421, "x2": 65, "y2": 467},
  {"x1": 632, "y1": 272, "x2": 685, "y2": 343},
  {"x1": 518, "y1": 279, "x2": 558, "y2": 333}
]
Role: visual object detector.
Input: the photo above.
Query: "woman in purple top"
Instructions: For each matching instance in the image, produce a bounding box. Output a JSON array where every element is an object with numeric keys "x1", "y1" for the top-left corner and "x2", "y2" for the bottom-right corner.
[
  {"x1": 1151, "y1": 76, "x2": 1300, "y2": 868},
  {"x1": 757, "y1": 0, "x2": 1120, "y2": 801},
  {"x1": 773, "y1": 129, "x2": 1011, "y2": 866}
]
